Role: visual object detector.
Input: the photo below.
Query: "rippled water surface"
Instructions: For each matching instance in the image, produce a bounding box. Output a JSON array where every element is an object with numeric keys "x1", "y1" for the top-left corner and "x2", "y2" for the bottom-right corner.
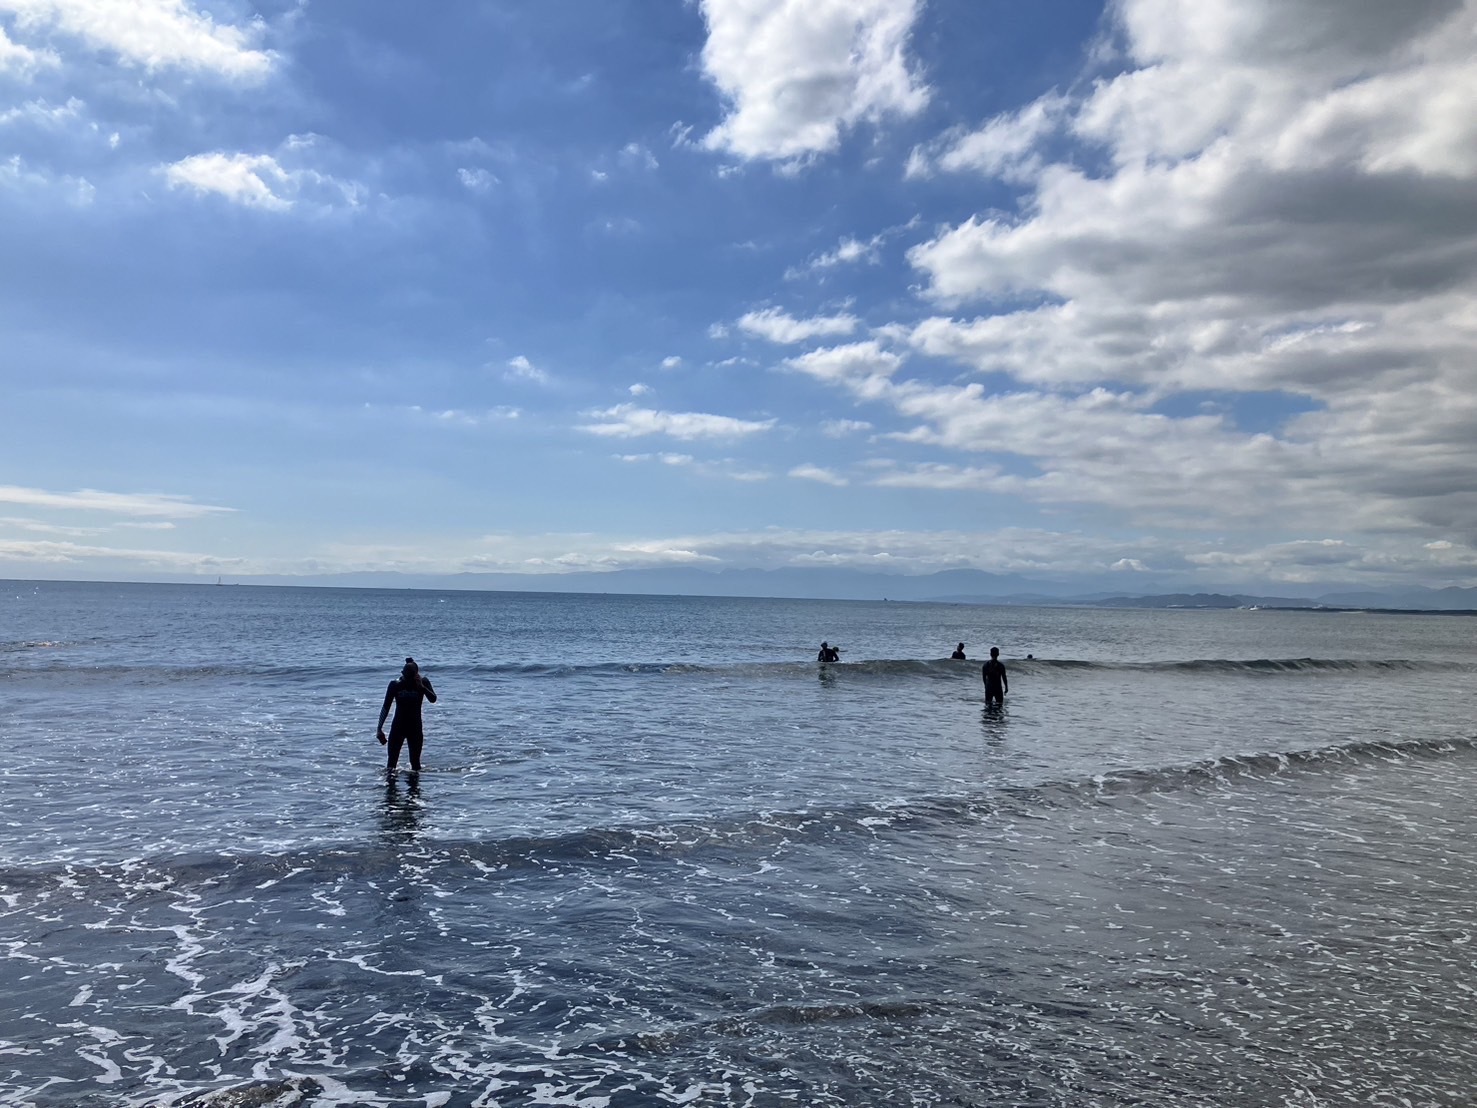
[{"x1": 3, "y1": 581, "x2": 1476, "y2": 1106}]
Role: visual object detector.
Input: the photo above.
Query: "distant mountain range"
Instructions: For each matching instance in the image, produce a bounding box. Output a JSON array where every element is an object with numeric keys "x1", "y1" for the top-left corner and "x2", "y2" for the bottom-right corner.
[
  {"x1": 1083, "y1": 590, "x2": 1477, "y2": 611},
  {"x1": 199, "y1": 567, "x2": 1477, "y2": 611}
]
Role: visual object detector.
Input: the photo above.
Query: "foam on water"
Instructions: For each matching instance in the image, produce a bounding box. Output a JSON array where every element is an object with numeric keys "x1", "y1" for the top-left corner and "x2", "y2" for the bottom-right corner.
[{"x1": 4, "y1": 583, "x2": 1477, "y2": 1104}]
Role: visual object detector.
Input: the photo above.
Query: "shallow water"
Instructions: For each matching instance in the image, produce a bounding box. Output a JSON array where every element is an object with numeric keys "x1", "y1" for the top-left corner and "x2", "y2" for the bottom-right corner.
[{"x1": 3, "y1": 581, "x2": 1476, "y2": 1105}]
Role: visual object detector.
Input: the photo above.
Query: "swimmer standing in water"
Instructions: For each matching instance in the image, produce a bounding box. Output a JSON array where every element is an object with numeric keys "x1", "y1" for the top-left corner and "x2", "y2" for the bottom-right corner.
[
  {"x1": 981, "y1": 647, "x2": 1008, "y2": 706},
  {"x1": 377, "y1": 657, "x2": 437, "y2": 774}
]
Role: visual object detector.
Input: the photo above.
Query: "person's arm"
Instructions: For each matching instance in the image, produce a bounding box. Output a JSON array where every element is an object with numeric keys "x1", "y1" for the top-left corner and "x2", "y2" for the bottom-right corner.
[
  {"x1": 421, "y1": 676, "x2": 436, "y2": 703},
  {"x1": 376, "y1": 681, "x2": 395, "y2": 742},
  {"x1": 1002, "y1": 664, "x2": 1008, "y2": 695}
]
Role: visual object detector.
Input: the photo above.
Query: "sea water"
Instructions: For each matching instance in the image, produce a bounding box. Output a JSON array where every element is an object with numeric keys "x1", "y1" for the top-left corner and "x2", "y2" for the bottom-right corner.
[{"x1": 2, "y1": 580, "x2": 1476, "y2": 1106}]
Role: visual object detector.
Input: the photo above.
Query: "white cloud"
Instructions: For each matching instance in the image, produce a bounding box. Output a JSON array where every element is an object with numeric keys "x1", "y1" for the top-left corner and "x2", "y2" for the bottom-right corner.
[
  {"x1": 609, "y1": 541, "x2": 721, "y2": 564},
  {"x1": 785, "y1": 339, "x2": 1435, "y2": 534},
  {"x1": 0, "y1": 538, "x2": 244, "y2": 570},
  {"x1": 163, "y1": 151, "x2": 290, "y2": 210},
  {"x1": 0, "y1": 0, "x2": 273, "y2": 80},
  {"x1": 0, "y1": 25, "x2": 57, "y2": 74},
  {"x1": 616, "y1": 452, "x2": 694, "y2": 467},
  {"x1": 737, "y1": 306, "x2": 858, "y2": 344},
  {"x1": 0, "y1": 152, "x2": 93, "y2": 202},
  {"x1": 614, "y1": 452, "x2": 770, "y2": 483},
  {"x1": 811, "y1": 234, "x2": 884, "y2": 270},
  {"x1": 0, "y1": 95, "x2": 82, "y2": 127},
  {"x1": 628, "y1": 382, "x2": 651, "y2": 397},
  {"x1": 162, "y1": 145, "x2": 363, "y2": 212},
  {"x1": 399, "y1": 404, "x2": 520, "y2": 427},
  {"x1": 619, "y1": 142, "x2": 659, "y2": 170},
  {"x1": 785, "y1": 341, "x2": 903, "y2": 400},
  {"x1": 504, "y1": 355, "x2": 550, "y2": 385},
  {"x1": 580, "y1": 403, "x2": 776, "y2": 441},
  {"x1": 870, "y1": 463, "x2": 1002, "y2": 491},
  {"x1": 895, "y1": 0, "x2": 1477, "y2": 544},
  {"x1": 660, "y1": 355, "x2": 683, "y2": 369},
  {"x1": 789, "y1": 463, "x2": 848, "y2": 486},
  {"x1": 457, "y1": 167, "x2": 498, "y2": 193},
  {"x1": 907, "y1": 92, "x2": 1070, "y2": 182},
  {"x1": 698, "y1": 0, "x2": 929, "y2": 162},
  {"x1": 0, "y1": 515, "x2": 102, "y2": 536},
  {"x1": 820, "y1": 418, "x2": 872, "y2": 437},
  {"x1": 0, "y1": 484, "x2": 232, "y2": 518}
]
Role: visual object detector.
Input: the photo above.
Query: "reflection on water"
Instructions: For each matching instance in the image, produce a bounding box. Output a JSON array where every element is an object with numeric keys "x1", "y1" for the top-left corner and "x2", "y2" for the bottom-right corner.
[
  {"x1": 379, "y1": 772, "x2": 425, "y2": 843},
  {"x1": 980, "y1": 702, "x2": 1009, "y2": 739}
]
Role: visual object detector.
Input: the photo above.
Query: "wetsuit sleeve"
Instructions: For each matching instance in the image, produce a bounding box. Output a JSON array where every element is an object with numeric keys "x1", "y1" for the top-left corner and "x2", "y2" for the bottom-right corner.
[
  {"x1": 378, "y1": 681, "x2": 396, "y2": 728},
  {"x1": 1002, "y1": 664, "x2": 1008, "y2": 694},
  {"x1": 421, "y1": 678, "x2": 437, "y2": 703}
]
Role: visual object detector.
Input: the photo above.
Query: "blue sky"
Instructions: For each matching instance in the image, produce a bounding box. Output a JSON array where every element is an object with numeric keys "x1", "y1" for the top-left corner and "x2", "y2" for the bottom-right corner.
[{"x1": 2, "y1": 0, "x2": 1476, "y2": 591}]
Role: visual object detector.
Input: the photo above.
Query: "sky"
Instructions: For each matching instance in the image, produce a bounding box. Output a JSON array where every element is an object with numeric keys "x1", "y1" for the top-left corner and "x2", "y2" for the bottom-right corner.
[{"x1": 2, "y1": 0, "x2": 1476, "y2": 593}]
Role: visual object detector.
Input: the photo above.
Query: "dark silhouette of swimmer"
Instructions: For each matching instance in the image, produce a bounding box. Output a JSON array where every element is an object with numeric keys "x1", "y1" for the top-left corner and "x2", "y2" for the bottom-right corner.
[
  {"x1": 817, "y1": 641, "x2": 840, "y2": 663},
  {"x1": 377, "y1": 657, "x2": 437, "y2": 773},
  {"x1": 951, "y1": 642, "x2": 967, "y2": 660},
  {"x1": 981, "y1": 647, "x2": 1008, "y2": 706}
]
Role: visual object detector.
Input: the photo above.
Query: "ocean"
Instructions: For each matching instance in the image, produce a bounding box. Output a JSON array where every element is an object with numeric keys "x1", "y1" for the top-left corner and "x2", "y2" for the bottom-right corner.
[{"x1": 3, "y1": 579, "x2": 1476, "y2": 1107}]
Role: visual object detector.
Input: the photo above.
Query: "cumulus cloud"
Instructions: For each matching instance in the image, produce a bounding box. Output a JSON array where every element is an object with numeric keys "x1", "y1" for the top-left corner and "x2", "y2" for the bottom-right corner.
[
  {"x1": 906, "y1": 92, "x2": 1070, "y2": 182},
  {"x1": 785, "y1": 339, "x2": 1453, "y2": 535},
  {"x1": 0, "y1": 0, "x2": 273, "y2": 80},
  {"x1": 892, "y1": 0, "x2": 1477, "y2": 544},
  {"x1": 698, "y1": 0, "x2": 929, "y2": 162},
  {"x1": 504, "y1": 355, "x2": 550, "y2": 385},
  {"x1": 0, "y1": 484, "x2": 232, "y2": 517},
  {"x1": 580, "y1": 403, "x2": 776, "y2": 441},
  {"x1": 162, "y1": 144, "x2": 363, "y2": 212},
  {"x1": 0, "y1": 95, "x2": 82, "y2": 127},
  {"x1": 790, "y1": 234, "x2": 887, "y2": 279},
  {"x1": 738, "y1": 307, "x2": 859, "y2": 344},
  {"x1": 0, "y1": 23, "x2": 56, "y2": 73}
]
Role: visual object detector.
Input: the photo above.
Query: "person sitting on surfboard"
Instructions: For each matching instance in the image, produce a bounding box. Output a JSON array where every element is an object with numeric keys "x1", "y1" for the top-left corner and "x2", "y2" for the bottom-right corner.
[
  {"x1": 951, "y1": 643, "x2": 967, "y2": 659},
  {"x1": 377, "y1": 657, "x2": 437, "y2": 774},
  {"x1": 817, "y1": 641, "x2": 840, "y2": 663}
]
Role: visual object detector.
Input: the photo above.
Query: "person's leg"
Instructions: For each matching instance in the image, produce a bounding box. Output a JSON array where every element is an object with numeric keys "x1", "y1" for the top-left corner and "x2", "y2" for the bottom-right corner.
[
  {"x1": 407, "y1": 734, "x2": 424, "y2": 774},
  {"x1": 387, "y1": 731, "x2": 405, "y2": 772}
]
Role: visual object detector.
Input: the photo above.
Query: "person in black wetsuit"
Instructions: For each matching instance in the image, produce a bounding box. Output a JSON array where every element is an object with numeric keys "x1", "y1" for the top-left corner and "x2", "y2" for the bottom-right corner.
[
  {"x1": 377, "y1": 657, "x2": 437, "y2": 773},
  {"x1": 951, "y1": 643, "x2": 967, "y2": 660},
  {"x1": 981, "y1": 646, "x2": 1008, "y2": 706},
  {"x1": 817, "y1": 641, "x2": 840, "y2": 663}
]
